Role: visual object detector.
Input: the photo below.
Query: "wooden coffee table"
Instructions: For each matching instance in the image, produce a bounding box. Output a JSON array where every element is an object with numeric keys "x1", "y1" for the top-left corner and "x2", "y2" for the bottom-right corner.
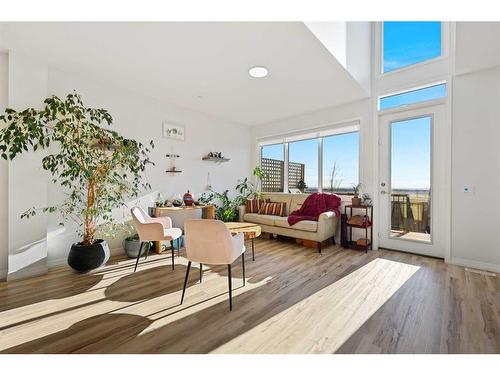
[{"x1": 225, "y1": 222, "x2": 261, "y2": 261}]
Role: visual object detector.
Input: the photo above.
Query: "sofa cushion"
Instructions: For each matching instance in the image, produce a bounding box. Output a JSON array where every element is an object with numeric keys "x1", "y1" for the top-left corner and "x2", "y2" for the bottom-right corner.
[
  {"x1": 260, "y1": 193, "x2": 293, "y2": 216},
  {"x1": 243, "y1": 213, "x2": 281, "y2": 226},
  {"x1": 245, "y1": 198, "x2": 268, "y2": 214},
  {"x1": 274, "y1": 217, "x2": 318, "y2": 232},
  {"x1": 258, "y1": 202, "x2": 287, "y2": 217}
]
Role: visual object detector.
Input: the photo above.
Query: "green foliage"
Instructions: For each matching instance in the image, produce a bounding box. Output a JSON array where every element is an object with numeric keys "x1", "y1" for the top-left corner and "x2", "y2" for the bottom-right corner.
[
  {"x1": 352, "y1": 182, "x2": 363, "y2": 196},
  {"x1": 0, "y1": 91, "x2": 154, "y2": 245},
  {"x1": 234, "y1": 177, "x2": 254, "y2": 206},
  {"x1": 213, "y1": 190, "x2": 238, "y2": 222},
  {"x1": 195, "y1": 167, "x2": 269, "y2": 222}
]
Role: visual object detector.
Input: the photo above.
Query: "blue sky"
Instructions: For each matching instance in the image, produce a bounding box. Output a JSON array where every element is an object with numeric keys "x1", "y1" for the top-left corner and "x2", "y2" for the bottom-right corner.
[
  {"x1": 383, "y1": 21, "x2": 441, "y2": 73},
  {"x1": 262, "y1": 133, "x2": 359, "y2": 189},
  {"x1": 380, "y1": 83, "x2": 446, "y2": 110},
  {"x1": 391, "y1": 117, "x2": 431, "y2": 190}
]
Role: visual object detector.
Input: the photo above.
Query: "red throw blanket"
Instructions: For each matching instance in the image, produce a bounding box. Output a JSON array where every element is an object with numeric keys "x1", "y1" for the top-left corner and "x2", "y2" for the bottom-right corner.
[{"x1": 288, "y1": 193, "x2": 341, "y2": 226}]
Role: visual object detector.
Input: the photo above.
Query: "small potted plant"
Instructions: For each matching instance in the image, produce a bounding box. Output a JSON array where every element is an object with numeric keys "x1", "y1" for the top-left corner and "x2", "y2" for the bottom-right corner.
[
  {"x1": 297, "y1": 180, "x2": 307, "y2": 193},
  {"x1": 123, "y1": 233, "x2": 146, "y2": 259},
  {"x1": 352, "y1": 183, "x2": 363, "y2": 206}
]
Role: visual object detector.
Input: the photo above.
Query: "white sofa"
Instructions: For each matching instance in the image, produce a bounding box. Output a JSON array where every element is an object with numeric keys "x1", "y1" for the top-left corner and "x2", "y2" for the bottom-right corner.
[{"x1": 241, "y1": 192, "x2": 339, "y2": 253}]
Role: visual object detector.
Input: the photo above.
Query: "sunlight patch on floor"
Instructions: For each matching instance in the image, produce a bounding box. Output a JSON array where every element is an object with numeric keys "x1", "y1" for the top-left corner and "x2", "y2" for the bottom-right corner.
[
  {"x1": 137, "y1": 275, "x2": 272, "y2": 336},
  {"x1": 211, "y1": 258, "x2": 420, "y2": 353}
]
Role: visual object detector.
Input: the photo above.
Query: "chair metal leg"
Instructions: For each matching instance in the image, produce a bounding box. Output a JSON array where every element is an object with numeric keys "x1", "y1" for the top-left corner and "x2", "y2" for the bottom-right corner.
[
  {"x1": 242, "y1": 253, "x2": 246, "y2": 286},
  {"x1": 199, "y1": 263, "x2": 203, "y2": 283},
  {"x1": 317, "y1": 241, "x2": 322, "y2": 254},
  {"x1": 171, "y1": 243, "x2": 175, "y2": 270},
  {"x1": 251, "y1": 237, "x2": 255, "y2": 261},
  {"x1": 227, "y1": 264, "x2": 233, "y2": 311},
  {"x1": 144, "y1": 241, "x2": 150, "y2": 260},
  {"x1": 180, "y1": 261, "x2": 191, "y2": 304},
  {"x1": 134, "y1": 242, "x2": 144, "y2": 272}
]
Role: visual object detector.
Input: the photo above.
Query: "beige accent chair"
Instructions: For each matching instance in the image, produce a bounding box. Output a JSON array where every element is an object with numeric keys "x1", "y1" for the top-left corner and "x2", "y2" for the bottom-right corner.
[
  {"x1": 182, "y1": 219, "x2": 246, "y2": 311},
  {"x1": 241, "y1": 193, "x2": 339, "y2": 253},
  {"x1": 130, "y1": 206, "x2": 182, "y2": 272}
]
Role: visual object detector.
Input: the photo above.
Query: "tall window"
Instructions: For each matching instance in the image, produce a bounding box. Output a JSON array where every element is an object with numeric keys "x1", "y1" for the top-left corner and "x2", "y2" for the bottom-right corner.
[
  {"x1": 261, "y1": 143, "x2": 284, "y2": 192},
  {"x1": 259, "y1": 128, "x2": 360, "y2": 195},
  {"x1": 322, "y1": 132, "x2": 359, "y2": 193},
  {"x1": 288, "y1": 139, "x2": 318, "y2": 193},
  {"x1": 383, "y1": 22, "x2": 441, "y2": 73}
]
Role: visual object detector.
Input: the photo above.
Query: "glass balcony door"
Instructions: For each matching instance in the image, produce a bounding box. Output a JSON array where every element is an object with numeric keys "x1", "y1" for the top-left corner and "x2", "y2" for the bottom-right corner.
[{"x1": 379, "y1": 103, "x2": 449, "y2": 258}]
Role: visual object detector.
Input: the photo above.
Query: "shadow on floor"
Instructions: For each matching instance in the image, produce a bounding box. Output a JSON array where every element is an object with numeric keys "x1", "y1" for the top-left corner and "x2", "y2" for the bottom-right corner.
[
  {"x1": 2, "y1": 313, "x2": 153, "y2": 353},
  {"x1": 0, "y1": 272, "x2": 103, "y2": 313}
]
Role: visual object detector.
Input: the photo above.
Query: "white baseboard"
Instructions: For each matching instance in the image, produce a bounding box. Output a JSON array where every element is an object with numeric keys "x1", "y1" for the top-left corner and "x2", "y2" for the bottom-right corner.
[
  {"x1": 450, "y1": 257, "x2": 500, "y2": 274},
  {"x1": 7, "y1": 263, "x2": 48, "y2": 281}
]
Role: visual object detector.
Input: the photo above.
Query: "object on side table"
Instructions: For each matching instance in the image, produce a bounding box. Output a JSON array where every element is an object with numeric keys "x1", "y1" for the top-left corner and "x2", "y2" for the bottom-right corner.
[
  {"x1": 351, "y1": 183, "x2": 363, "y2": 206},
  {"x1": 183, "y1": 190, "x2": 194, "y2": 206}
]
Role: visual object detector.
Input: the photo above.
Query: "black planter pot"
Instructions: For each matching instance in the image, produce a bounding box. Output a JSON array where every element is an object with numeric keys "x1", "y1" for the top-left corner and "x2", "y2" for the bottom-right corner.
[{"x1": 68, "y1": 239, "x2": 110, "y2": 272}]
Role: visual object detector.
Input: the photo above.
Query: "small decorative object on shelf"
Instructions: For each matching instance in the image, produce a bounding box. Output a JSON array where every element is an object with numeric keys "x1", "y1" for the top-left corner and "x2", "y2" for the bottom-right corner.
[
  {"x1": 202, "y1": 151, "x2": 230, "y2": 162},
  {"x1": 344, "y1": 204, "x2": 373, "y2": 253},
  {"x1": 183, "y1": 190, "x2": 194, "y2": 206},
  {"x1": 166, "y1": 153, "x2": 182, "y2": 173},
  {"x1": 351, "y1": 183, "x2": 363, "y2": 206},
  {"x1": 172, "y1": 194, "x2": 183, "y2": 207},
  {"x1": 155, "y1": 193, "x2": 165, "y2": 207}
]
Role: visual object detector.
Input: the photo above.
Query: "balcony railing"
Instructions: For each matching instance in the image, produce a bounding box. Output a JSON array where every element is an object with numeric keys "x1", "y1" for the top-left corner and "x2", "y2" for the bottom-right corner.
[{"x1": 391, "y1": 192, "x2": 430, "y2": 235}]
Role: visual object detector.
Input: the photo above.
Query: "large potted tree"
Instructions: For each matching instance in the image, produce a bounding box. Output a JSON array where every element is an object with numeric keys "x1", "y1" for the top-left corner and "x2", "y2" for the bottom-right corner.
[{"x1": 0, "y1": 92, "x2": 154, "y2": 272}]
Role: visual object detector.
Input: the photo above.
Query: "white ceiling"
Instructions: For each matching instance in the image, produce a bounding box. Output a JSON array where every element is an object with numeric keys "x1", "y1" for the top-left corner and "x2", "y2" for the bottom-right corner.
[{"x1": 0, "y1": 22, "x2": 368, "y2": 126}]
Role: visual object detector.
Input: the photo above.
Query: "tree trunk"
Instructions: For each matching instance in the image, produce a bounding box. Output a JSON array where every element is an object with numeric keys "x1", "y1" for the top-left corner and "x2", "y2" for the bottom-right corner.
[{"x1": 84, "y1": 180, "x2": 96, "y2": 245}]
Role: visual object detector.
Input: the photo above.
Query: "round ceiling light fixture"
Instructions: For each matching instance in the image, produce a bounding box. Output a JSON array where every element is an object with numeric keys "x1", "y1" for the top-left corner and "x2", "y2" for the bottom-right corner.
[{"x1": 248, "y1": 66, "x2": 269, "y2": 78}]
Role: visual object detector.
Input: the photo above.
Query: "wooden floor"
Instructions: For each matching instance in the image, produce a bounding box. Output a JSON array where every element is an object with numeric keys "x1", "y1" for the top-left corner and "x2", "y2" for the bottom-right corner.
[{"x1": 1, "y1": 238, "x2": 499, "y2": 354}]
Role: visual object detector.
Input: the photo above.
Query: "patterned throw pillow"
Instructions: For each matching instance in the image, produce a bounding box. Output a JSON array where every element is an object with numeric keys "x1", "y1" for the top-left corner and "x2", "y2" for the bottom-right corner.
[
  {"x1": 246, "y1": 199, "x2": 266, "y2": 214},
  {"x1": 258, "y1": 202, "x2": 287, "y2": 217}
]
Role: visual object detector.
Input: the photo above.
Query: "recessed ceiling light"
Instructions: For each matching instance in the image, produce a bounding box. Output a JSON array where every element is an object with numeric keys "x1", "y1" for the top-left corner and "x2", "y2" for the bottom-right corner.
[{"x1": 248, "y1": 66, "x2": 269, "y2": 78}]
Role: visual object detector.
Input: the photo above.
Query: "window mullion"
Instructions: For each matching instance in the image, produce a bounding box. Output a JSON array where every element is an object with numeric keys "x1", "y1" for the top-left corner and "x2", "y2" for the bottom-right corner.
[
  {"x1": 318, "y1": 137, "x2": 323, "y2": 193},
  {"x1": 283, "y1": 142, "x2": 289, "y2": 193}
]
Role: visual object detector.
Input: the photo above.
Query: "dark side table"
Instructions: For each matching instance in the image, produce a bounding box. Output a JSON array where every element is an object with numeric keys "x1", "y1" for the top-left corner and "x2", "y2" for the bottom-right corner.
[{"x1": 344, "y1": 204, "x2": 373, "y2": 253}]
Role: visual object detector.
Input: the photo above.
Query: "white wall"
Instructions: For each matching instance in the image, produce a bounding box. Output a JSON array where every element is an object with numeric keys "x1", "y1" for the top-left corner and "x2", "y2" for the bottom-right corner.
[
  {"x1": 451, "y1": 66, "x2": 500, "y2": 271},
  {"x1": 7, "y1": 52, "x2": 49, "y2": 280},
  {"x1": 0, "y1": 52, "x2": 8, "y2": 279}
]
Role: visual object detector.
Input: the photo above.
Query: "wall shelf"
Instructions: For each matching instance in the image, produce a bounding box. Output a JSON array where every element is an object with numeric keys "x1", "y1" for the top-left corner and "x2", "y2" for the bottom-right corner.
[
  {"x1": 202, "y1": 156, "x2": 230, "y2": 162},
  {"x1": 166, "y1": 169, "x2": 182, "y2": 173}
]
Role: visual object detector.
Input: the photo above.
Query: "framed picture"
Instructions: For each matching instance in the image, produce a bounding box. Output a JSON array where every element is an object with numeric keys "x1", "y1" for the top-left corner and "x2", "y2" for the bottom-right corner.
[{"x1": 163, "y1": 122, "x2": 185, "y2": 141}]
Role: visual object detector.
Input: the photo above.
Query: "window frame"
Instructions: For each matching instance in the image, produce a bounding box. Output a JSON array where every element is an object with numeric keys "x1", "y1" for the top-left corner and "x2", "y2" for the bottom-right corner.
[
  {"x1": 379, "y1": 22, "x2": 449, "y2": 77},
  {"x1": 378, "y1": 81, "x2": 447, "y2": 112},
  {"x1": 258, "y1": 122, "x2": 361, "y2": 195}
]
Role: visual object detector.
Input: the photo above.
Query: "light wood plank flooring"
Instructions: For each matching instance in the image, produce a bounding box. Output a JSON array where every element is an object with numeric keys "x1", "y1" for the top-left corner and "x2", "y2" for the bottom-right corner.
[{"x1": 1, "y1": 238, "x2": 499, "y2": 354}]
